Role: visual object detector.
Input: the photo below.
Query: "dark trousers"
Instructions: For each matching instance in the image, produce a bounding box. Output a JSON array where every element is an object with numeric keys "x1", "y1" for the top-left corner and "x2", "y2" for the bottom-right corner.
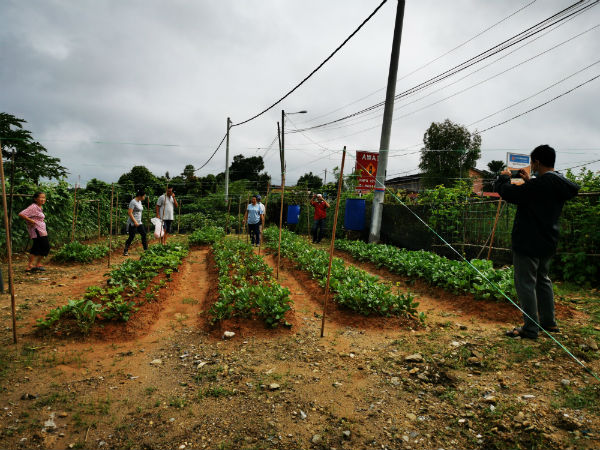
[
  {"x1": 312, "y1": 218, "x2": 326, "y2": 243},
  {"x1": 513, "y1": 251, "x2": 556, "y2": 337},
  {"x1": 248, "y1": 223, "x2": 261, "y2": 245},
  {"x1": 125, "y1": 224, "x2": 148, "y2": 251},
  {"x1": 31, "y1": 229, "x2": 51, "y2": 256}
]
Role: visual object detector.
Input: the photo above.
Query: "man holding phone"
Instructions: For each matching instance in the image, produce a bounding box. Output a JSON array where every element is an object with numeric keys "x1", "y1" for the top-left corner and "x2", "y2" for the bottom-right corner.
[{"x1": 494, "y1": 145, "x2": 579, "y2": 339}]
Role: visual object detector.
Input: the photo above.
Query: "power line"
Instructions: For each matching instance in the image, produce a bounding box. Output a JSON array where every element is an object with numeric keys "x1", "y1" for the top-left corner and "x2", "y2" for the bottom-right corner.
[
  {"x1": 292, "y1": 0, "x2": 598, "y2": 134},
  {"x1": 230, "y1": 0, "x2": 389, "y2": 127},
  {"x1": 194, "y1": 133, "x2": 227, "y2": 173},
  {"x1": 479, "y1": 72, "x2": 600, "y2": 133},
  {"x1": 301, "y1": 0, "x2": 539, "y2": 125},
  {"x1": 297, "y1": 23, "x2": 599, "y2": 136}
]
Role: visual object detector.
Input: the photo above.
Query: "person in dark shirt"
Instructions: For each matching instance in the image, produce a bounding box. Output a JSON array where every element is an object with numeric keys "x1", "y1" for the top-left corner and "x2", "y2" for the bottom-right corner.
[{"x1": 494, "y1": 145, "x2": 579, "y2": 339}]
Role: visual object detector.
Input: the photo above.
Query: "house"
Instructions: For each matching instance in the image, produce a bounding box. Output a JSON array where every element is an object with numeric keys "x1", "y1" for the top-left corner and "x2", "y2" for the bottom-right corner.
[{"x1": 385, "y1": 168, "x2": 492, "y2": 196}]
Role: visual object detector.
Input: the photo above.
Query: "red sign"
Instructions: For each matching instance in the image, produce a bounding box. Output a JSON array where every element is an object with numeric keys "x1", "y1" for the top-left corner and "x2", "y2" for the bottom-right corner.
[{"x1": 355, "y1": 151, "x2": 378, "y2": 192}]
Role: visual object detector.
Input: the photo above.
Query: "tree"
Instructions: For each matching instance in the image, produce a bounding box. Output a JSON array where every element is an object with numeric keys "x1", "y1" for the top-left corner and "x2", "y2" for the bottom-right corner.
[
  {"x1": 419, "y1": 119, "x2": 481, "y2": 188},
  {"x1": 487, "y1": 160, "x2": 505, "y2": 177},
  {"x1": 229, "y1": 154, "x2": 264, "y2": 182},
  {"x1": 0, "y1": 112, "x2": 68, "y2": 184},
  {"x1": 118, "y1": 166, "x2": 161, "y2": 195},
  {"x1": 296, "y1": 172, "x2": 323, "y2": 191},
  {"x1": 84, "y1": 178, "x2": 110, "y2": 194}
]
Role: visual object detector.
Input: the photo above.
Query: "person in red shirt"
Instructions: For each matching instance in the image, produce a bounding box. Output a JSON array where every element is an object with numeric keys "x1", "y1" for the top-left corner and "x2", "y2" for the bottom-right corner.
[{"x1": 310, "y1": 193, "x2": 330, "y2": 243}]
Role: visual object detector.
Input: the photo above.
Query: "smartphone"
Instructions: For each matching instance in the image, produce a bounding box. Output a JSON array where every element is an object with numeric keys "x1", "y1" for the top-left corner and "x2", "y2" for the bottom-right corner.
[{"x1": 510, "y1": 170, "x2": 521, "y2": 179}]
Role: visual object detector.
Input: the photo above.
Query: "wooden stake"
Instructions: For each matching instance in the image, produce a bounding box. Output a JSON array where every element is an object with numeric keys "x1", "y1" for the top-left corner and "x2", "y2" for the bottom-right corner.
[
  {"x1": 237, "y1": 195, "x2": 242, "y2": 240},
  {"x1": 487, "y1": 199, "x2": 503, "y2": 260},
  {"x1": 177, "y1": 200, "x2": 181, "y2": 234},
  {"x1": 321, "y1": 147, "x2": 346, "y2": 338},
  {"x1": 97, "y1": 200, "x2": 101, "y2": 239},
  {"x1": 225, "y1": 196, "x2": 232, "y2": 234},
  {"x1": 70, "y1": 183, "x2": 79, "y2": 242},
  {"x1": 7, "y1": 149, "x2": 15, "y2": 243},
  {"x1": 115, "y1": 191, "x2": 119, "y2": 236},
  {"x1": 246, "y1": 195, "x2": 250, "y2": 244},
  {"x1": 306, "y1": 194, "x2": 311, "y2": 243},
  {"x1": 108, "y1": 184, "x2": 114, "y2": 268},
  {"x1": 259, "y1": 182, "x2": 270, "y2": 255},
  {"x1": 0, "y1": 141, "x2": 17, "y2": 343}
]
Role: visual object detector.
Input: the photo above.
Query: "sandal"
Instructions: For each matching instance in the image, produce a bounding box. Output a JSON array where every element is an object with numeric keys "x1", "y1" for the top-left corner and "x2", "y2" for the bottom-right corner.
[
  {"x1": 542, "y1": 326, "x2": 560, "y2": 334},
  {"x1": 505, "y1": 327, "x2": 537, "y2": 340},
  {"x1": 33, "y1": 267, "x2": 46, "y2": 272}
]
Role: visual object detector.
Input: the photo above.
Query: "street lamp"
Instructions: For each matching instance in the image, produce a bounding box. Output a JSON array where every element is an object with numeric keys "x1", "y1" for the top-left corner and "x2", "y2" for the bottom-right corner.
[{"x1": 281, "y1": 109, "x2": 307, "y2": 173}]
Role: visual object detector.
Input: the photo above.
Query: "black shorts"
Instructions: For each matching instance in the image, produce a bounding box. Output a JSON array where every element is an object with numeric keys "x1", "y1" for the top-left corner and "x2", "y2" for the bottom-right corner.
[
  {"x1": 30, "y1": 230, "x2": 50, "y2": 256},
  {"x1": 163, "y1": 220, "x2": 173, "y2": 234}
]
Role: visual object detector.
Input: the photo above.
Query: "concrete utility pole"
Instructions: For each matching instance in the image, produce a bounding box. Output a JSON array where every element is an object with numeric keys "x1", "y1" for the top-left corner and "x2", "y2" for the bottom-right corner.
[
  {"x1": 323, "y1": 169, "x2": 327, "y2": 185},
  {"x1": 224, "y1": 117, "x2": 232, "y2": 203},
  {"x1": 369, "y1": 0, "x2": 406, "y2": 243}
]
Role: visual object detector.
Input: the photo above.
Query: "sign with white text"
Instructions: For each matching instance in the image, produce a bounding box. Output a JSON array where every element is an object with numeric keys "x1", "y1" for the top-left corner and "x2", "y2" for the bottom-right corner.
[
  {"x1": 355, "y1": 151, "x2": 379, "y2": 192},
  {"x1": 507, "y1": 152, "x2": 531, "y2": 185}
]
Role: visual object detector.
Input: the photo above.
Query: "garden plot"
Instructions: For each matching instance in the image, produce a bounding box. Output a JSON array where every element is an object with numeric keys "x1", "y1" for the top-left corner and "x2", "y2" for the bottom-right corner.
[{"x1": 0, "y1": 233, "x2": 599, "y2": 450}]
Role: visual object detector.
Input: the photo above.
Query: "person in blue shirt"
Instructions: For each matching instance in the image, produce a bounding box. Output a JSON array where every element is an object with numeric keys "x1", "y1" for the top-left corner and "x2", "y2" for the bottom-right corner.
[{"x1": 243, "y1": 195, "x2": 265, "y2": 246}]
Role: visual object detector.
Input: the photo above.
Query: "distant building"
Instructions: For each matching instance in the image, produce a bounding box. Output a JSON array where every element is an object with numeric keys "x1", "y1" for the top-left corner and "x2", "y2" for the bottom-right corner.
[{"x1": 386, "y1": 168, "x2": 497, "y2": 197}]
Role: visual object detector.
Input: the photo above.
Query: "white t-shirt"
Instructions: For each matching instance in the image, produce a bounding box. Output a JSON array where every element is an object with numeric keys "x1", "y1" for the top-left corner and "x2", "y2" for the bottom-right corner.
[{"x1": 156, "y1": 194, "x2": 175, "y2": 220}]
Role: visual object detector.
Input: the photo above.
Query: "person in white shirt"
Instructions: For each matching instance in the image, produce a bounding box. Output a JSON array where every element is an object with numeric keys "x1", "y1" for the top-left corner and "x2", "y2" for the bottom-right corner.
[{"x1": 156, "y1": 187, "x2": 179, "y2": 244}]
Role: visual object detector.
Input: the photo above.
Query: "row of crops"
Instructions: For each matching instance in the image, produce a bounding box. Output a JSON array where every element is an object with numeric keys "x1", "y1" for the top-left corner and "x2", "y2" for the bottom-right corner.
[
  {"x1": 334, "y1": 239, "x2": 516, "y2": 300},
  {"x1": 37, "y1": 244, "x2": 188, "y2": 334},
  {"x1": 39, "y1": 223, "x2": 517, "y2": 336},
  {"x1": 191, "y1": 226, "x2": 292, "y2": 327},
  {"x1": 262, "y1": 227, "x2": 421, "y2": 319}
]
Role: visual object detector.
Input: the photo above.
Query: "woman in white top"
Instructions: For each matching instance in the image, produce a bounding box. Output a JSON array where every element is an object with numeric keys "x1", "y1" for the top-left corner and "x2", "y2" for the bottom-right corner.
[{"x1": 123, "y1": 190, "x2": 148, "y2": 256}]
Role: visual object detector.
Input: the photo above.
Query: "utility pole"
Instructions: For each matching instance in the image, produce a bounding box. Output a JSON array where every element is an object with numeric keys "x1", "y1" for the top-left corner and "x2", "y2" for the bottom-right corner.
[
  {"x1": 224, "y1": 117, "x2": 231, "y2": 203},
  {"x1": 323, "y1": 169, "x2": 327, "y2": 185},
  {"x1": 369, "y1": 0, "x2": 406, "y2": 243}
]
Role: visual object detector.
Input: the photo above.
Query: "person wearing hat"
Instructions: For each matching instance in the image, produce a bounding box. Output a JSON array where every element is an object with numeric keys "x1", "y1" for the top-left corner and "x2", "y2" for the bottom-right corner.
[
  {"x1": 310, "y1": 193, "x2": 330, "y2": 244},
  {"x1": 243, "y1": 194, "x2": 264, "y2": 246}
]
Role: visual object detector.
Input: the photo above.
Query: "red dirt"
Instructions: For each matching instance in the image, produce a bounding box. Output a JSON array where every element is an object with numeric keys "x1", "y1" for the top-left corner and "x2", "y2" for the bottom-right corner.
[{"x1": 333, "y1": 249, "x2": 582, "y2": 327}]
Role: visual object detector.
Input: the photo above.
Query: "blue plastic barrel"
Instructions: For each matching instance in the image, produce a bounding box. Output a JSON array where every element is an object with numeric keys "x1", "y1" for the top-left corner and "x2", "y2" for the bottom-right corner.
[
  {"x1": 344, "y1": 198, "x2": 366, "y2": 230},
  {"x1": 287, "y1": 205, "x2": 301, "y2": 224}
]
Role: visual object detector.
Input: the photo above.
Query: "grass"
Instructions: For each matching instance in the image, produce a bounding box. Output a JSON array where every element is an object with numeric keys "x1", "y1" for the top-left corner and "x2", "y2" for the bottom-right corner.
[
  {"x1": 182, "y1": 297, "x2": 199, "y2": 305},
  {"x1": 199, "y1": 387, "x2": 235, "y2": 398},
  {"x1": 168, "y1": 396, "x2": 187, "y2": 408},
  {"x1": 145, "y1": 386, "x2": 158, "y2": 396},
  {"x1": 557, "y1": 385, "x2": 600, "y2": 412}
]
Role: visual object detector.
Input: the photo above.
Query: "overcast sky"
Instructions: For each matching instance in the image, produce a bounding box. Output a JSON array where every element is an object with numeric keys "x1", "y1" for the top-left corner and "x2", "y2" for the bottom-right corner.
[{"x1": 1, "y1": 0, "x2": 599, "y2": 187}]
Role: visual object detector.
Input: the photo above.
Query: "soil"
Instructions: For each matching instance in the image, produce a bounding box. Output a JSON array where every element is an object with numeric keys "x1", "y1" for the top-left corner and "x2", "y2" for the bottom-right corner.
[{"x1": 0, "y1": 237, "x2": 599, "y2": 450}]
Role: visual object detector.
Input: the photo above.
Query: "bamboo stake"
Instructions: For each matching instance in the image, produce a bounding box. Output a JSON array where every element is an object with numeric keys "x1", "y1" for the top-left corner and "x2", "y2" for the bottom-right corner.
[
  {"x1": 321, "y1": 147, "x2": 346, "y2": 338},
  {"x1": 237, "y1": 195, "x2": 242, "y2": 240},
  {"x1": 259, "y1": 182, "x2": 270, "y2": 255},
  {"x1": 160, "y1": 184, "x2": 169, "y2": 245},
  {"x1": 246, "y1": 195, "x2": 250, "y2": 244},
  {"x1": 225, "y1": 196, "x2": 232, "y2": 234},
  {"x1": 97, "y1": 200, "x2": 101, "y2": 239},
  {"x1": 108, "y1": 184, "x2": 114, "y2": 268},
  {"x1": 7, "y1": 149, "x2": 15, "y2": 243},
  {"x1": 0, "y1": 141, "x2": 17, "y2": 343},
  {"x1": 487, "y1": 199, "x2": 503, "y2": 260},
  {"x1": 115, "y1": 191, "x2": 119, "y2": 236},
  {"x1": 70, "y1": 183, "x2": 79, "y2": 242},
  {"x1": 177, "y1": 200, "x2": 181, "y2": 234},
  {"x1": 306, "y1": 194, "x2": 311, "y2": 243}
]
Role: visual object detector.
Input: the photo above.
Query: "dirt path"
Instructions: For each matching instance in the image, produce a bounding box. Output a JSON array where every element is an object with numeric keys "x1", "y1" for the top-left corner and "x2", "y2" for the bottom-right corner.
[{"x1": 1, "y1": 241, "x2": 599, "y2": 450}]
